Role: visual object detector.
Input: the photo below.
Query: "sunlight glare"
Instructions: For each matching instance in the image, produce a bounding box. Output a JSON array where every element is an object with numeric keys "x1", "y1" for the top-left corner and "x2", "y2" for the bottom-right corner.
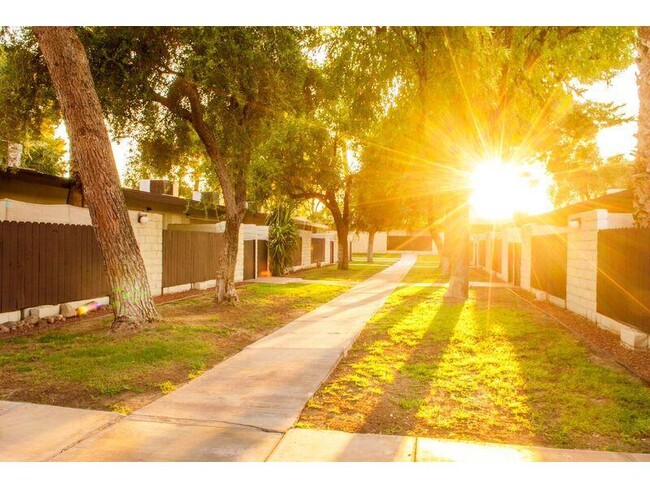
[{"x1": 469, "y1": 158, "x2": 554, "y2": 221}]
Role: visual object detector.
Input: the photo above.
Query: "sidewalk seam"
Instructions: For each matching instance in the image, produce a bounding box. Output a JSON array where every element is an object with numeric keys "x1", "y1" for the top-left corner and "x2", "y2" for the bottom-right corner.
[{"x1": 46, "y1": 414, "x2": 123, "y2": 461}]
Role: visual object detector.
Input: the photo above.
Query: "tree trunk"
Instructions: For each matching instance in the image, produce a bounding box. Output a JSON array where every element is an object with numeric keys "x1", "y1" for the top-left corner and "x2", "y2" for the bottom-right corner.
[
  {"x1": 426, "y1": 212, "x2": 446, "y2": 272},
  {"x1": 151, "y1": 79, "x2": 245, "y2": 303},
  {"x1": 444, "y1": 197, "x2": 470, "y2": 300},
  {"x1": 35, "y1": 27, "x2": 159, "y2": 332},
  {"x1": 367, "y1": 229, "x2": 376, "y2": 263},
  {"x1": 336, "y1": 222, "x2": 350, "y2": 270},
  {"x1": 66, "y1": 144, "x2": 84, "y2": 207},
  {"x1": 634, "y1": 27, "x2": 650, "y2": 229},
  {"x1": 216, "y1": 212, "x2": 243, "y2": 303}
]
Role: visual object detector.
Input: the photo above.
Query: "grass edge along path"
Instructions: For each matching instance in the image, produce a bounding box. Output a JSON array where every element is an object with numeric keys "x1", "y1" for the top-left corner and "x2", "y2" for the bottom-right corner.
[
  {"x1": 0, "y1": 282, "x2": 350, "y2": 414},
  {"x1": 298, "y1": 285, "x2": 650, "y2": 453}
]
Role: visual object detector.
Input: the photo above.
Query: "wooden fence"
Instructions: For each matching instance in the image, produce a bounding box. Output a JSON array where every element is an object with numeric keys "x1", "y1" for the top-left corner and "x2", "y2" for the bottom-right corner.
[
  {"x1": 243, "y1": 240, "x2": 256, "y2": 280},
  {"x1": 531, "y1": 233, "x2": 567, "y2": 299},
  {"x1": 597, "y1": 228, "x2": 650, "y2": 333},
  {"x1": 507, "y1": 242, "x2": 521, "y2": 286},
  {"x1": 162, "y1": 230, "x2": 223, "y2": 288},
  {"x1": 491, "y1": 238, "x2": 502, "y2": 272},
  {"x1": 257, "y1": 240, "x2": 269, "y2": 275},
  {"x1": 387, "y1": 235, "x2": 432, "y2": 252},
  {"x1": 292, "y1": 237, "x2": 303, "y2": 267},
  {"x1": 311, "y1": 238, "x2": 325, "y2": 264},
  {"x1": 478, "y1": 239, "x2": 486, "y2": 267},
  {"x1": 0, "y1": 221, "x2": 109, "y2": 313}
]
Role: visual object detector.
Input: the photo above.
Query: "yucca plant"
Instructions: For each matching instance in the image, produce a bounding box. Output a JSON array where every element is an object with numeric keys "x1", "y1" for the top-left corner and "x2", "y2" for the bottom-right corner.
[{"x1": 267, "y1": 206, "x2": 299, "y2": 276}]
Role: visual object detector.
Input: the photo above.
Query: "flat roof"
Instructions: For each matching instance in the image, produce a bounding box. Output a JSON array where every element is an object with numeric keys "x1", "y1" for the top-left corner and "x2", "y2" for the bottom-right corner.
[
  {"x1": 514, "y1": 190, "x2": 633, "y2": 227},
  {"x1": 0, "y1": 167, "x2": 268, "y2": 224}
]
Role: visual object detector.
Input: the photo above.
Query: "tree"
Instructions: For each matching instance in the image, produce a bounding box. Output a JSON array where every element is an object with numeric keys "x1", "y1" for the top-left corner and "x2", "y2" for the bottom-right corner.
[
  {"x1": 34, "y1": 26, "x2": 159, "y2": 332},
  {"x1": 0, "y1": 31, "x2": 66, "y2": 175},
  {"x1": 255, "y1": 118, "x2": 356, "y2": 270},
  {"x1": 354, "y1": 145, "x2": 409, "y2": 263},
  {"x1": 354, "y1": 27, "x2": 635, "y2": 298},
  {"x1": 253, "y1": 28, "x2": 395, "y2": 270},
  {"x1": 634, "y1": 26, "x2": 650, "y2": 228},
  {"x1": 76, "y1": 27, "x2": 307, "y2": 303}
]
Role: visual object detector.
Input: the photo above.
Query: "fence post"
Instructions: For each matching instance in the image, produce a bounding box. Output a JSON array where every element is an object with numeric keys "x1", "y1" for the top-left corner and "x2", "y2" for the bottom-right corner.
[
  {"x1": 520, "y1": 225, "x2": 533, "y2": 292},
  {"x1": 565, "y1": 209, "x2": 608, "y2": 322}
]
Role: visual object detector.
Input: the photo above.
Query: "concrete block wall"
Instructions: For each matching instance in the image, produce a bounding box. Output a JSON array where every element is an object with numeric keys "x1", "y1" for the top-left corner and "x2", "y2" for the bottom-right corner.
[
  {"x1": 565, "y1": 210, "x2": 607, "y2": 322},
  {"x1": 130, "y1": 212, "x2": 163, "y2": 297},
  {"x1": 520, "y1": 228, "x2": 532, "y2": 291},
  {"x1": 301, "y1": 229, "x2": 312, "y2": 268}
]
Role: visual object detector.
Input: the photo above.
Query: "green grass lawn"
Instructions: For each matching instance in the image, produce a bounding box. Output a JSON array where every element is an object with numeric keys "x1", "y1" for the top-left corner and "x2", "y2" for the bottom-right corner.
[
  {"x1": 401, "y1": 255, "x2": 490, "y2": 283},
  {"x1": 292, "y1": 261, "x2": 393, "y2": 282},
  {"x1": 298, "y1": 285, "x2": 650, "y2": 453},
  {"x1": 352, "y1": 253, "x2": 401, "y2": 262},
  {"x1": 0, "y1": 282, "x2": 349, "y2": 413}
]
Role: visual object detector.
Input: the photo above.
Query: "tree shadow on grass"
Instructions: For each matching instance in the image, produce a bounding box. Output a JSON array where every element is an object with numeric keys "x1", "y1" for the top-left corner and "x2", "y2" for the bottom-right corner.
[
  {"x1": 333, "y1": 286, "x2": 548, "y2": 453},
  {"x1": 341, "y1": 288, "x2": 465, "y2": 437}
]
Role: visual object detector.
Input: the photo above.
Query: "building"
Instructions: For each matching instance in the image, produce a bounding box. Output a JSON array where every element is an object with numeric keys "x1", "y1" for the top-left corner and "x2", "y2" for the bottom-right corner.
[
  {"x1": 471, "y1": 189, "x2": 649, "y2": 350},
  {"x1": 0, "y1": 167, "x2": 338, "y2": 324}
]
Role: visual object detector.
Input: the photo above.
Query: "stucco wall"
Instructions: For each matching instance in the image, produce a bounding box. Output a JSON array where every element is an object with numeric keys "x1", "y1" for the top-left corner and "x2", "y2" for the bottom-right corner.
[
  {"x1": 351, "y1": 230, "x2": 440, "y2": 255},
  {"x1": 351, "y1": 231, "x2": 388, "y2": 254}
]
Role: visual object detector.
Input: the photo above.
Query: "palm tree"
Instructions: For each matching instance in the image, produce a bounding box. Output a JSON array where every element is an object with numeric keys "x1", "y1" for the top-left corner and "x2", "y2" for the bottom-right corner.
[{"x1": 634, "y1": 27, "x2": 650, "y2": 228}]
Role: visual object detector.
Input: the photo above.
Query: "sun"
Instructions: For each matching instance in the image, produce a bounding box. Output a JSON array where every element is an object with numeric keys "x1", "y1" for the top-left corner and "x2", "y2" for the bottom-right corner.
[{"x1": 469, "y1": 158, "x2": 555, "y2": 221}]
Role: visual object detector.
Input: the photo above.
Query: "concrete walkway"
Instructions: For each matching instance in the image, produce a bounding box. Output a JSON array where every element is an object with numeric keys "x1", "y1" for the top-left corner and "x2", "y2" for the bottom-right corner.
[
  {"x1": 267, "y1": 428, "x2": 650, "y2": 462},
  {"x1": 398, "y1": 281, "x2": 514, "y2": 288},
  {"x1": 1, "y1": 254, "x2": 415, "y2": 462}
]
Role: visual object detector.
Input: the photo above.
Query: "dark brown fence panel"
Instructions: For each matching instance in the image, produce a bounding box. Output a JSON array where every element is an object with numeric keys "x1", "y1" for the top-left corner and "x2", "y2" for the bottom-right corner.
[
  {"x1": 492, "y1": 238, "x2": 502, "y2": 273},
  {"x1": 257, "y1": 240, "x2": 269, "y2": 276},
  {"x1": 162, "y1": 230, "x2": 223, "y2": 288},
  {"x1": 311, "y1": 238, "x2": 326, "y2": 264},
  {"x1": 192, "y1": 232, "x2": 220, "y2": 283},
  {"x1": 508, "y1": 243, "x2": 521, "y2": 286},
  {"x1": 292, "y1": 237, "x2": 303, "y2": 267},
  {"x1": 387, "y1": 235, "x2": 432, "y2": 252},
  {"x1": 0, "y1": 221, "x2": 109, "y2": 313},
  {"x1": 597, "y1": 228, "x2": 650, "y2": 333},
  {"x1": 531, "y1": 233, "x2": 567, "y2": 299},
  {"x1": 478, "y1": 240, "x2": 486, "y2": 267},
  {"x1": 243, "y1": 240, "x2": 256, "y2": 280}
]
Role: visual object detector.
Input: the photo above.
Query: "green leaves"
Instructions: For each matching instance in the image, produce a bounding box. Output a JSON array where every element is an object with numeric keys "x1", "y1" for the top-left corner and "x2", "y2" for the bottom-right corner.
[{"x1": 267, "y1": 205, "x2": 299, "y2": 276}]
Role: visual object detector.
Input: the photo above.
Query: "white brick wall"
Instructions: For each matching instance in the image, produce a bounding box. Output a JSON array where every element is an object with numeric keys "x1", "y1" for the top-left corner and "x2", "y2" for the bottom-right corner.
[{"x1": 131, "y1": 212, "x2": 163, "y2": 296}]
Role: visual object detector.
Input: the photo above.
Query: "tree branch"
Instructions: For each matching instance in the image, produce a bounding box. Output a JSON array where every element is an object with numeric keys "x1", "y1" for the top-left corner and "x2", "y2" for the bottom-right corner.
[{"x1": 149, "y1": 91, "x2": 192, "y2": 121}]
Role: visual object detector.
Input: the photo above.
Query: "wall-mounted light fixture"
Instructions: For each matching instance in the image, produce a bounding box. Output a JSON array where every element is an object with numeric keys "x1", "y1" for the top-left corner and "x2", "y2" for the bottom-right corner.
[
  {"x1": 568, "y1": 217, "x2": 581, "y2": 229},
  {"x1": 138, "y1": 213, "x2": 150, "y2": 224}
]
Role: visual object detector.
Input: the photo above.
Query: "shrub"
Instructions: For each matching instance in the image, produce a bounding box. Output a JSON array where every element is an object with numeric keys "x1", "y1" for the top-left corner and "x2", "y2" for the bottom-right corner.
[{"x1": 267, "y1": 206, "x2": 299, "y2": 276}]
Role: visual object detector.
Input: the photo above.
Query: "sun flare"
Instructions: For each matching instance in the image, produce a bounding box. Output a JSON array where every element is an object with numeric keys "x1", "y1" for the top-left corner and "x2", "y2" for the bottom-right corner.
[{"x1": 469, "y1": 159, "x2": 555, "y2": 221}]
